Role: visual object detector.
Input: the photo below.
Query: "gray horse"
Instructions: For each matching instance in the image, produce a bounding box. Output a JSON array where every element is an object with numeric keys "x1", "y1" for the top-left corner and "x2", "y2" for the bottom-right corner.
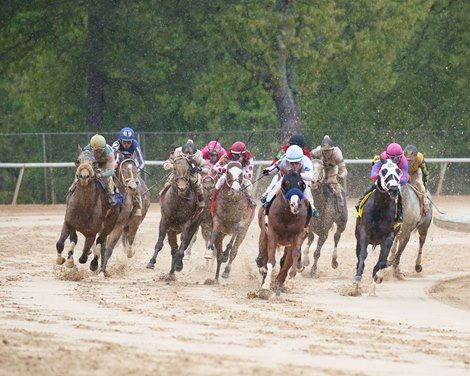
[
  {"x1": 302, "y1": 159, "x2": 348, "y2": 277},
  {"x1": 388, "y1": 183, "x2": 432, "y2": 277}
]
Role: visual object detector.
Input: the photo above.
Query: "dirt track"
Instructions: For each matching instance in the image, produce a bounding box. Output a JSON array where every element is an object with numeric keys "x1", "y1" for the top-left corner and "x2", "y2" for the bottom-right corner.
[{"x1": 0, "y1": 197, "x2": 469, "y2": 376}]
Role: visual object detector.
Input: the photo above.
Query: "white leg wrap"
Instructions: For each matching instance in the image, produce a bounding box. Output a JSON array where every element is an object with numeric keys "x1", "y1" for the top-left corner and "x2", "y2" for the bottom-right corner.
[{"x1": 262, "y1": 263, "x2": 274, "y2": 290}]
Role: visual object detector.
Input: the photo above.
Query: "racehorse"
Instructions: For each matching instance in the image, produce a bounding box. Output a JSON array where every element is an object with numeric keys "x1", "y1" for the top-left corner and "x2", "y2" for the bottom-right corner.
[
  {"x1": 206, "y1": 161, "x2": 255, "y2": 282},
  {"x1": 100, "y1": 155, "x2": 150, "y2": 276},
  {"x1": 258, "y1": 170, "x2": 309, "y2": 296},
  {"x1": 146, "y1": 155, "x2": 202, "y2": 280},
  {"x1": 184, "y1": 174, "x2": 216, "y2": 261},
  {"x1": 388, "y1": 183, "x2": 432, "y2": 277},
  {"x1": 56, "y1": 148, "x2": 119, "y2": 271},
  {"x1": 354, "y1": 159, "x2": 402, "y2": 293},
  {"x1": 302, "y1": 158, "x2": 348, "y2": 277}
]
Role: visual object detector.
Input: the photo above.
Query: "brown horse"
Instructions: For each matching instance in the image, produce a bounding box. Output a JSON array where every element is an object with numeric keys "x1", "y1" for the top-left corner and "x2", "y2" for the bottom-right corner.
[
  {"x1": 258, "y1": 171, "x2": 309, "y2": 296},
  {"x1": 184, "y1": 174, "x2": 216, "y2": 261},
  {"x1": 206, "y1": 161, "x2": 255, "y2": 282},
  {"x1": 146, "y1": 155, "x2": 202, "y2": 280},
  {"x1": 56, "y1": 148, "x2": 119, "y2": 271},
  {"x1": 100, "y1": 155, "x2": 150, "y2": 276}
]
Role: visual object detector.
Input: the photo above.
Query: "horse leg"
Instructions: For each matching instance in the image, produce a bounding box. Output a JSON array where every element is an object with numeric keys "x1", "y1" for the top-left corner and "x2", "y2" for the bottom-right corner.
[
  {"x1": 354, "y1": 230, "x2": 368, "y2": 282},
  {"x1": 372, "y1": 234, "x2": 394, "y2": 284},
  {"x1": 166, "y1": 231, "x2": 179, "y2": 280},
  {"x1": 310, "y1": 234, "x2": 327, "y2": 278},
  {"x1": 205, "y1": 225, "x2": 221, "y2": 259},
  {"x1": 302, "y1": 228, "x2": 315, "y2": 267},
  {"x1": 415, "y1": 224, "x2": 430, "y2": 273},
  {"x1": 331, "y1": 224, "x2": 345, "y2": 269},
  {"x1": 184, "y1": 231, "x2": 198, "y2": 260},
  {"x1": 261, "y1": 241, "x2": 276, "y2": 290},
  {"x1": 286, "y1": 247, "x2": 301, "y2": 291},
  {"x1": 99, "y1": 226, "x2": 124, "y2": 276},
  {"x1": 391, "y1": 233, "x2": 410, "y2": 279},
  {"x1": 67, "y1": 235, "x2": 93, "y2": 268},
  {"x1": 147, "y1": 222, "x2": 168, "y2": 269},
  {"x1": 276, "y1": 248, "x2": 294, "y2": 296},
  {"x1": 89, "y1": 235, "x2": 106, "y2": 272},
  {"x1": 56, "y1": 224, "x2": 73, "y2": 265}
]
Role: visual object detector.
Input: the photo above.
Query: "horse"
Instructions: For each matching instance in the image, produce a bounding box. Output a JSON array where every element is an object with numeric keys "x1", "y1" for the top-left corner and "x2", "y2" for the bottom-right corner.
[
  {"x1": 302, "y1": 158, "x2": 348, "y2": 277},
  {"x1": 56, "y1": 148, "x2": 120, "y2": 271},
  {"x1": 100, "y1": 155, "x2": 151, "y2": 276},
  {"x1": 388, "y1": 183, "x2": 432, "y2": 277},
  {"x1": 354, "y1": 159, "x2": 402, "y2": 294},
  {"x1": 146, "y1": 155, "x2": 202, "y2": 280},
  {"x1": 258, "y1": 170, "x2": 309, "y2": 296},
  {"x1": 184, "y1": 174, "x2": 216, "y2": 262},
  {"x1": 206, "y1": 161, "x2": 255, "y2": 282}
]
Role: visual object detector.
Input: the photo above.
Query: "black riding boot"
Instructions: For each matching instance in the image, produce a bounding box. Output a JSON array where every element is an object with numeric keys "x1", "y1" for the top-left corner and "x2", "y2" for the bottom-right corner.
[
  {"x1": 396, "y1": 191, "x2": 403, "y2": 224},
  {"x1": 355, "y1": 184, "x2": 376, "y2": 211},
  {"x1": 262, "y1": 198, "x2": 273, "y2": 215}
]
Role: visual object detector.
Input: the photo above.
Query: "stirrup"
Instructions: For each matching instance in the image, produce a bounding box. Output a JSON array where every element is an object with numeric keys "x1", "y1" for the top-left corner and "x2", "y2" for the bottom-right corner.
[{"x1": 312, "y1": 208, "x2": 320, "y2": 218}]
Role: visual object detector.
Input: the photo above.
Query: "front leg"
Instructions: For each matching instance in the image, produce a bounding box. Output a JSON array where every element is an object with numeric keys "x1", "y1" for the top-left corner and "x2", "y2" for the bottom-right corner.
[{"x1": 147, "y1": 221, "x2": 168, "y2": 269}]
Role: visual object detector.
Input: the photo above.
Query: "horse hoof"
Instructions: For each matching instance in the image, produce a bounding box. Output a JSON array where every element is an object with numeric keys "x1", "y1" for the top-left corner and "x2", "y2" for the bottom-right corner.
[
  {"x1": 56, "y1": 255, "x2": 65, "y2": 265},
  {"x1": 204, "y1": 249, "x2": 213, "y2": 260},
  {"x1": 331, "y1": 259, "x2": 338, "y2": 269},
  {"x1": 255, "y1": 255, "x2": 264, "y2": 268},
  {"x1": 415, "y1": 264, "x2": 423, "y2": 273},
  {"x1": 65, "y1": 258, "x2": 74, "y2": 268},
  {"x1": 354, "y1": 275, "x2": 362, "y2": 283},
  {"x1": 165, "y1": 273, "x2": 176, "y2": 282},
  {"x1": 175, "y1": 260, "x2": 184, "y2": 272},
  {"x1": 79, "y1": 255, "x2": 88, "y2": 264},
  {"x1": 302, "y1": 257, "x2": 310, "y2": 267},
  {"x1": 90, "y1": 259, "x2": 98, "y2": 272},
  {"x1": 309, "y1": 266, "x2": 318, "y2": 279},
  {"x1": 286, "y1": 279, "x2": 295, "y2": 290},
  {"x1": 222, "y1": 271, "x2": 230, "y2": 279}
]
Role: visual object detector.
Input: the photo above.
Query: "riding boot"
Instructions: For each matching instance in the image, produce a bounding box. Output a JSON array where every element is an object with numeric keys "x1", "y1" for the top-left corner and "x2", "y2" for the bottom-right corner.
[
  {"x1": 262, "y1": 198, "x2": 273, "y2": 214},
  {"x1": 395, "y1": 191, "x2": 403, "y2": 229},
  {"x1": 355, "y1": 184, "x2": 376, "y2": 211},
  {"x1": 197, "y1": 192, "x2": 205, "y2": 208},
  {"x1": 133, "y1": 193, "x2": 142, "y2": 216},
  {"x1": 260, "y1": 194, "x2": 267, "y2": 204}
]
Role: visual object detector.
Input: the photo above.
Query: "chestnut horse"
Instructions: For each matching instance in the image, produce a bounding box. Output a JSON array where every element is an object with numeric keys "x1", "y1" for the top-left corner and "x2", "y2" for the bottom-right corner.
[
  {"x1": 258, "y1": 171, "x2": 309, "y2": 296},
  {"x1": 354, "y1": 159, "x2": 402, "y2": 294},
  {"x1": 56, "y1": 148, "x2": 119, "y2": 271},
  {"x1": 206, "y1": 161, "x2": 255, "y2": 282},
  {"x1": 146, "y1": 155, "x2": 202, "y2": 280},
  {"x1": 100, "y1": 155, "x2": 150, "y2": 275}
]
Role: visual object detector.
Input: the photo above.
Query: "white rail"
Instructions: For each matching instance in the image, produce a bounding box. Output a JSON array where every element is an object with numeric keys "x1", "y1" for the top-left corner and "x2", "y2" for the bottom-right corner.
[{"x1": 1, "y1": 158, "x2": 470, "y2": 204}]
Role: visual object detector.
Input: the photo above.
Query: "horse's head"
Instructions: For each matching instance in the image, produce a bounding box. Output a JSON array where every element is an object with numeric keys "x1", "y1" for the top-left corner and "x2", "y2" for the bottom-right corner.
[
  {"x1": 281, "y1": 171, "x2": 306, "y2": 214},
  {"x1": 225, "y1": 161, "x2": 243, "y2": 194},
  {"x1": 202, "y1": 174, "x2": 215, "y2": 193},
  {"x1": 310, "y1": 158, "x2": 323, "y2": 188},
  {"x1": 75, "y1": 149, "x2": 95, "y2": 186},
  {"x1": 117, "y1": 156, "x2": 138, "y2": 194},
  {"x1": 378, "y1": 159, "x2": 402, "y2": 199},
  {"x1": 172, "y1": 156, "x2": 191, "y2": 194}
]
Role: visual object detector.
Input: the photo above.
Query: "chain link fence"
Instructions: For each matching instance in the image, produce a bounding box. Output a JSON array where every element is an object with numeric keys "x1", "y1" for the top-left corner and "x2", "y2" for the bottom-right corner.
[{"x1": 0, "y1": 129, "x2": 469, "y2": 204}]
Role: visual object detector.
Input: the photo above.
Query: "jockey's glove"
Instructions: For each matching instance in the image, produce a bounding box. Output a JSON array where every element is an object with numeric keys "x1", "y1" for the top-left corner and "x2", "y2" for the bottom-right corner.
[{"x1": 191, "y1": 166, "x2": 201, "y2": 174}]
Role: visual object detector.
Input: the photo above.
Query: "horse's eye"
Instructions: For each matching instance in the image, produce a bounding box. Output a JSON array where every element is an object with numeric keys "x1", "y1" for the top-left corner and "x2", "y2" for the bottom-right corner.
[
  {"x1": 395, "y1": 168, "x2": 401, "y2": 176},
  {"x1": 381, "y1": 168, "x2": 388, "y2": 176}
]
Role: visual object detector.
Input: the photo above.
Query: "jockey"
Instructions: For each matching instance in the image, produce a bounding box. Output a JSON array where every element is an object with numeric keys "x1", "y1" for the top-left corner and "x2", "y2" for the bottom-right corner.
[
  {"x1": 311, "y1": 135, "x2": 348, "y2": 206},
  {"x1": 404, "y1": 144, "x2": 430, "y2": 215},
  {"x1": 112, "y1": 127, "x2": 145, "y2": 215},
  {"x1": 261, "y1": 132, "x2": 311, "y2": 204},
  {"x1": 355, "y1": 142, "x2": 409, "y2": 226},
  {"x1": 84, "y1": 134, "x2": 117, "y2": 205},
  {"x1": 262, "y1": 145, "x2": 319, "y2": 217},
  {"x1": 162, "y1": 139, "x2": 210, "y2": 208},
  {"x1": 213, "y1": 141, "x2": 256, "y2": 208},
  {"x1": 201, "y1": 140, "x2": 226, "y2": 171}
]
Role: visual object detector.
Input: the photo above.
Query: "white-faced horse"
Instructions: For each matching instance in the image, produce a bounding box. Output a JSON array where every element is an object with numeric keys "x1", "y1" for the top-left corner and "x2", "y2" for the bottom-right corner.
[{"x1": 354, "y1": 159, "x2": 402, "y2": 295}]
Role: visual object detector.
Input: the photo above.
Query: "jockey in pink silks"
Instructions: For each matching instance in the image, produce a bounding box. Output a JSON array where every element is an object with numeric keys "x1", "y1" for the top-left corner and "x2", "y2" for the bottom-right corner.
[{"x1": 356, "y1": 142, "x2": 409, "y2": 226}]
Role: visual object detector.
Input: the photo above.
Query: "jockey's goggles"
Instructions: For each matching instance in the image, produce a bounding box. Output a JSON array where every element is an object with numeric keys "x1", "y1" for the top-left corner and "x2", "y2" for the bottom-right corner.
[{"x1": 232, "y1": 151, "x2": 245, "y2": 156}]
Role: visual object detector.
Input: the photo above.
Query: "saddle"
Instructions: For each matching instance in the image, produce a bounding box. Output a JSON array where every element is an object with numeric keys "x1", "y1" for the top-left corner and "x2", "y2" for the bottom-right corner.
[{"x1": 356, "y1": 189, "x2": 399, "y2": 224}]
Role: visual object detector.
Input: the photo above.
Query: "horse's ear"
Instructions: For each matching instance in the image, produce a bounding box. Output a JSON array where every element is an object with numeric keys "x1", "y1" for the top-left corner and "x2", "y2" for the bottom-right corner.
[{"x1": 77, "y1": 145, "x2": 83, "y2": 154}]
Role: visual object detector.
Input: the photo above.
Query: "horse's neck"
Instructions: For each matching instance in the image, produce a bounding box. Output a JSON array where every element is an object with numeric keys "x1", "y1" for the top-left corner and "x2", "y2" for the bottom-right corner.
[{"x1": 72, "y1": 181, "x2": 103, "y2": 208}]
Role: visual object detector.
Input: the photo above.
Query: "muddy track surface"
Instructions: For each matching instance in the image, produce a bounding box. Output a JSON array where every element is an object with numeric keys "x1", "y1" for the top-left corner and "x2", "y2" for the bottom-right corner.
[{"x1": 0, "y1": 197, "x2": 469, "y2": 376}]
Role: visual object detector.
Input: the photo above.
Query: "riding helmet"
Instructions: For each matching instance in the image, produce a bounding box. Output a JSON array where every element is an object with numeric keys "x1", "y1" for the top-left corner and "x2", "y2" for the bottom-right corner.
[
  {"x1": 286, "y1": 145, "x2": 303, "y2": 162},
  {"x1": 386, "y1": 142, "x2": 403, "y2": 158},
  {"x1": 90, "y1": 134, "x2": 106, "y2": 149},
  {"x1": 320, "y1": 135, "x2": 336, "y2": 150},
  {"x1": 404, "y1": 145, "x2": 418, "y2": 161},
  {"x1": 288, "y1": 133, "x2": 306, "y2": 149},
  {"x1": 231, "y1": 141, "x2": 246, "y2": 154},
  {"x1": 119, "y1": 127, "x2": 135, "y2": 142},
  {"x1": 207, "y1": 140, "x2": 222, "y2": 154},
  {"x1": 182, "y1": 139, "x2": 197, "y2": 155}
]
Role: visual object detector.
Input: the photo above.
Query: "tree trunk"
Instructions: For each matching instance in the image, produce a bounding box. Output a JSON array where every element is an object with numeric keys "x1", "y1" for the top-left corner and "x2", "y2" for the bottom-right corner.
[
  {"x1": 86, "y1": 1, "x2": 104, "y2": 132},
  {"x1": 272, "y1": 0, "x2": 301, "y2": 143}
]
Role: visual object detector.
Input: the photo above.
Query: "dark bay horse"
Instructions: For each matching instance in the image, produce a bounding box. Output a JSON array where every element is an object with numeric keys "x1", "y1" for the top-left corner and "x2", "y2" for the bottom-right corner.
[
  {"x1": 206, "y1": 161, "x2": 255, "y2": 282},
  {"x1": 258, "y1": 171, "x2": 309, "y2": 296},
  {"x1": 389, "y1": 183, "x2": 432, "y2": 277},
  {"x1": 100, "y1": 156, "x2": 150, "y2": 276},
  {"x1": 354, "y1": 159, "x2": 402, "y2": 293},
  {"x1": 302, "y1": 159, "x2": 348, "y2": 277},
  {"x1": 146, "y1": 156, "x2": 202, "y2": 280},
  {"x1": 56, "y1": 148, "x2": 119, "y2": 271}
]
